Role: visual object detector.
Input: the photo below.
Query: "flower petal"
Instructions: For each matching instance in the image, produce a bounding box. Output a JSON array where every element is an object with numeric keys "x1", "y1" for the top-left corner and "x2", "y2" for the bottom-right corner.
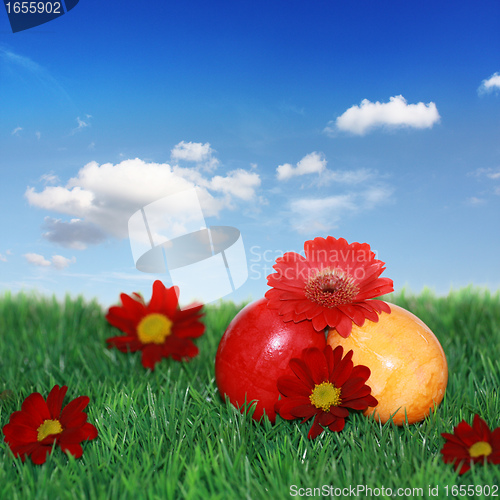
[
  {"x1": 3, "y1": 422, "x2": 38, "y2": 445},
  {"x1": 277, "y1": 375, "x2": 312, "y2": 398},
  {"x1": 59, "y1": 442, "x2": 84, "y2": 459},
  {"x1": 141, "y1": 344, "x2": 164, "y2": 370},
  {"x1": 302, "y1": 348, "x2": 329, "y2": 384},
  {"x1": 330, "y1": 349, "x2": 354, "y2": 387},
  {"x1": 327, "y1": 417, "x2": 345, "y2": 433},
  {"x1": 275, "y1": 397, "x2": 313, "y2": 419},
  {"x1": 307, "y1": 416, "x2": 325, "y2": 440},
  {"x1": 60, "y1": 396, "x2": 90, "y2": 428},
  {"x1": 289, "y1": 358, "x2": 315, "y2": 388},
  {"x1": 30, "y1": 444, "x2": 51, "y2": 465},
  {"x1": 46, "y1": 385, "x2": 67, "y2": 419},
  {"x1": 21, "y1": 393, "x2": 50, "y2": 424},
  {"x1": 333, "y1": 312, "x2": 355, "y2": 338},
  {"x1": 106, "y1": 336, "x2": 143, "y2": 352},
  {"x1": 148, "y1": 281, "x2": 179, "y2": 318}
]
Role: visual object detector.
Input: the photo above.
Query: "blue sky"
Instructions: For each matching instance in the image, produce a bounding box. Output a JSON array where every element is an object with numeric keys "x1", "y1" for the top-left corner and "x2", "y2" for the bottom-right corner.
[{"x1": 1, "y1": 0, "x2": 499, "y2": 308}]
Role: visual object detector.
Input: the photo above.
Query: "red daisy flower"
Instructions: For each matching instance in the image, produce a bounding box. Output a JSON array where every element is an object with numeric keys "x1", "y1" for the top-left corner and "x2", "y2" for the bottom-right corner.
[
  {"x1": 265, "y1": 236, "x2": 394, "y2": 337},
  {"x1": 2, "y1": 385, "x2": 97, "y2": 465},
  {"x1": 106, "y1": 280, "x2": 205, "y2": 370},
  {"x1": 441, "y1": 414, "x2": 500, "y2": 474},
  {"x1": 275, "y1": 345, "x2": 378, "y2": 439}
]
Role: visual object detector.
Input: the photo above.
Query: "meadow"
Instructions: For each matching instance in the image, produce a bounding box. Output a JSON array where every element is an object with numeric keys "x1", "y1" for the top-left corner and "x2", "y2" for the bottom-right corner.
[{"x1": 0, "y1": 287, "x2": 499, "y2": 499}]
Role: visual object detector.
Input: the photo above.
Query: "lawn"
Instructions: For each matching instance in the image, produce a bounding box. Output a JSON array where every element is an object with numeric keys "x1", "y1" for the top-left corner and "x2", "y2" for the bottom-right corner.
[{"x1": 0, "y1": 287, "x2": 499, "y2": 499}]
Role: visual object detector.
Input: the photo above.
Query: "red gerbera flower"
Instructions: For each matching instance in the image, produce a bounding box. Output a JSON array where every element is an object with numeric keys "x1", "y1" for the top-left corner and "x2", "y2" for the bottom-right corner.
[
  {"x1": 265, "y1": 236, "x2": 394, "y2": 337},
  {"x1": 106, "y1": 280, "x2": 205, "y2": 370},
  {"x1": 2, "y1": 385, "x2": 98, "y2": 464},
  {"x1": 441, "y1": 414, "x2": 500, "y2": 474},
  {"x1": 275, "y1": 345, "x2": 378, "y2": 439}
]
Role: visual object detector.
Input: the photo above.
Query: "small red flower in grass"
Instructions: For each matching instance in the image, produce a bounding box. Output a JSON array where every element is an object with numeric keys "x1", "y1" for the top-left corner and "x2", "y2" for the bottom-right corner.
[
  {"x1": 265, "y1": 236, "x2": 394, "y2": 337},
  {"x1": 2, "y1": 385, "x2": 97, "y2": 464},
  {"x1": 275, "y1": 345, "x2": 378, "y2": 439},
  {"x1": 106, "y1": 280, "x2": 205, "y2": 370},
  {"x1": 441, "y1": 414, "x2": 500, "y2": 474}
]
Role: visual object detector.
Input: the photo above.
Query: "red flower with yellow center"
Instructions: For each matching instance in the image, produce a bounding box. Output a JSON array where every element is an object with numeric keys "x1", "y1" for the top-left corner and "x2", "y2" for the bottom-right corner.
[
  {"x1": 265, "y1": 236, "x2": 393, "y2": 337},
  {"x1": 275, "y1": 345, "x2": 378, "y2": 439},
  {"x1": 2, "y1": 385, "x2": 97, "y2": 465},
  {"x1": 106, "y1": 280, "x2": 205, "y2": 370},
  {"x1": 441, "y1": 414, "x2": 500, "y2": 474}
]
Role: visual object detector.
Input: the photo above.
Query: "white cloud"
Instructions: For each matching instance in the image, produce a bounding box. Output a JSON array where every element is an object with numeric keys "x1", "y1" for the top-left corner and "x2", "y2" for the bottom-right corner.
[
  {"x1": 71, "y1": 115, "x2": 91, "y2": 134},
  {"x1": 40, "y1": 172, "x2": 60, "y2": 185},
  {"x1": 314, "y1": 168, "x2": 376, "y2": 187},
  {"x1": 0, "y1": 250, "x2": 13, "y2": 262},
  {"x1": 11, "y1": 126, "x2": 22, "y2": 136},
  {"x1": 469, "y1": 167, "x2": 500, "y2": 180},
  {"x1": 210, "y1": 169, "x2": 261, "y2": 201},
  {"x1": 24, "y1": 253, "x2": 75, "y2": 269},
  {"x1": 171, "y1": 141, "x2": 212, "y2": 162},
  {"x1": 25, "y1": 154, "x2": 261, "y2": 247},
  {"x1": 35, "y1": 131, "x2": 41, "y2": 140},
  {"x1": 24, "y1": 253, "x2": 51, "y2": 267},
  {"x1": 326, "y1": 95, "x2": 440, "y2": 136},
  {"x1": 171, "y1": 141, "x2": 219, "y2": 170},
  {"x1": 276, "y1": 152, "x2": 326, "y2": 181},
  {"x1": 25, "y1": 185, "x2": 94, "y2": 214},
  {"x1": 51, "y1": 255, "x2": 76, "y2": 270},
  {"x1": 467, "y1": 168, "x2": 500, "y2": 203},
  {"x1": 466, "y1": 197, "x2": 486, "y2": 205},
  {"x1": 478, "y1": 72, "x2": 500, "y2": 94},
  {"x1": 42, "y1": 217, "x2": 106, "y2": 249},
  {"x1": 288, "y1": 186, "x2": 393, "y2": 234}
]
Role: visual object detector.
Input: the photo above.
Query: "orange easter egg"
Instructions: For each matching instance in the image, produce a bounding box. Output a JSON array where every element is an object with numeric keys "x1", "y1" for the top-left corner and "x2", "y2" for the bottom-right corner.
[{"x1": 326, "y1": 302, "x2": 448, "y2": 425}]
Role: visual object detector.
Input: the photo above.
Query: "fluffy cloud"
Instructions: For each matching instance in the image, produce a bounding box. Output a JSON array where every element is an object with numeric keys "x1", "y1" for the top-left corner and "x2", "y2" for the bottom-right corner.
[
  {"x1": 276, "y1": 152, "x2": 326, "y2": 181},
  {"x1": 210, "y1": 169, "x2": 261, "y2": 201},
  {"x1": 24, "y1": 253, "x2": 76, "y2": 269},
  {"x1": 26, "y1": 149, "x2": 261, "y2": 247},
  {"x1": 40, "y1": 172, "x2": 60, "y2": 185},
  {"x1": 478, "y1": 72, "x2": 500, "y2": 94},
  {"x1": 472, "y1": 167, "x2": 500, "y2": 180},
  {"x1": 11, "y1": 126, "x2": 22, "y2": 136},
  {"x1": 289, "y1": 186, "x2": 393, "y2": 234},
  {"x1": 42, "y1": 217, "x2": 107, "y2": 250},
  {"x1": 326, "y1": 95, "x2": 440, "y2": 135},
  {"x1": 24, "y1": 253, "x2": 51, "y2": 267},
  {"x1": 171, "y1": 141, "x2": 219, "y2": 170},
  {"x1": 51, "y1": 255, "x2": 76, "y2": 270}
]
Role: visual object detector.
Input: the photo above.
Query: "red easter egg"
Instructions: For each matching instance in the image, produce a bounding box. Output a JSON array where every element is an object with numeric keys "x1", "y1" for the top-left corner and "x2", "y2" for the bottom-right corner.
[{"x1": 215, "y1": 297, "x2": 326, "y2": 422}]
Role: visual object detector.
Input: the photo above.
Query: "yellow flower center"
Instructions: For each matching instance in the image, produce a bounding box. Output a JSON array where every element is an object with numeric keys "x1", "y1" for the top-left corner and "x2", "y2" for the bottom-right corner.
[
  {"x1": 468, "y1": 441, "x2": 493, "y2": 458},
  {"x1": 309, "y1": 381, "x2": 342, "y2": 411},
  {"x1": 137, "y1": 313, "x2": 173, "y2": 344},
  {"x1": 37, "y1": 419, "x2": 63, "y2": 442}
]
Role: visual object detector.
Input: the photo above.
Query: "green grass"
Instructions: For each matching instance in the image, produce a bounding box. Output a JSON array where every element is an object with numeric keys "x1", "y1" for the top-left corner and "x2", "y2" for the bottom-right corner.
[{"x1": 0, "y1": 287, "x2": 499, "y2": 499}]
